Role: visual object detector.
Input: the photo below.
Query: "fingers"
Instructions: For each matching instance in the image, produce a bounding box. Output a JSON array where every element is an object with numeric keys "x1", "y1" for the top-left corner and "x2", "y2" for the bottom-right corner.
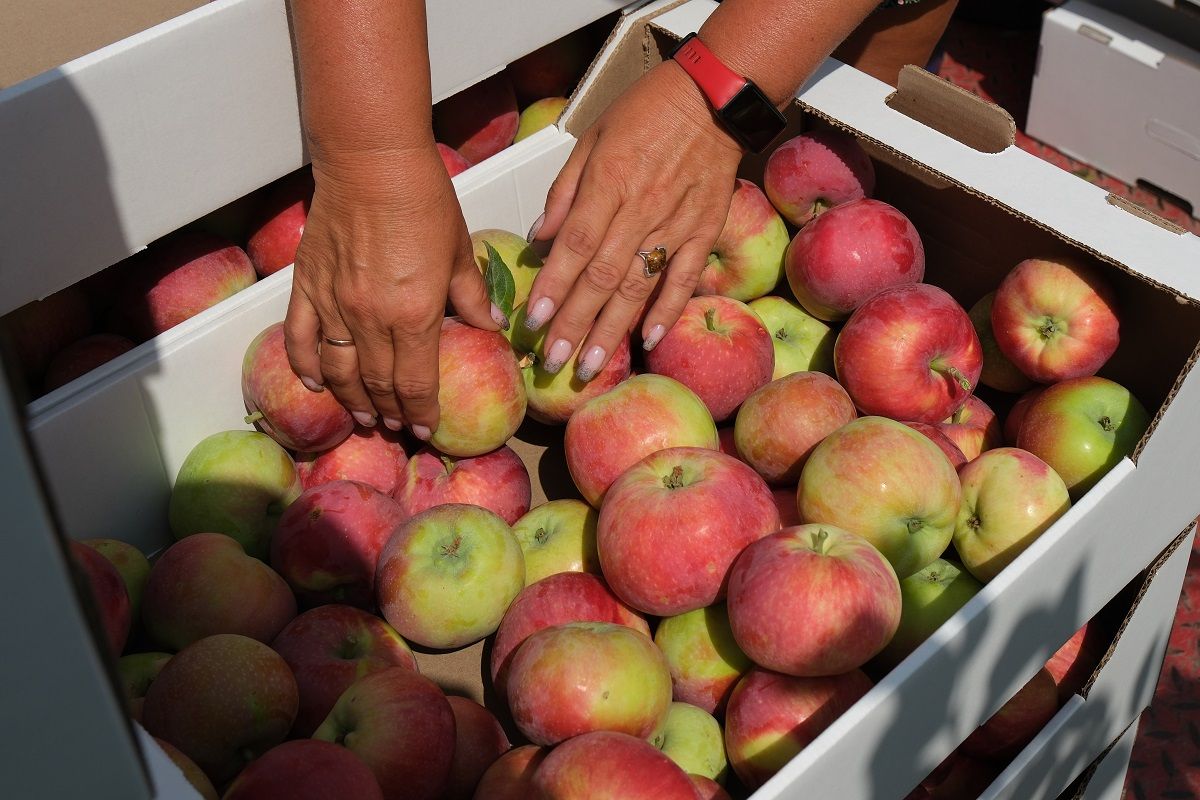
[
  {"x1": 350, "y1": 320, "x2": 407, "y2": 431},
  {"x1": 529, "y1": 132, "x2": 593, "y2": 245},
  {"x1": 390, "y1": 313, "x2": 443, "y2": 441},
  {"x1": 315, "y1": 306, "x2": 379, "y2": 429},
  {"x1": 448, "y1": 237, "x2": 505, "y2": 332},
  {"x1": 641, "y1": 233, "x2": 718, "y2": 352},
  {"x1": 284, "y1": 288, "x2": 325, "y2": 393}
]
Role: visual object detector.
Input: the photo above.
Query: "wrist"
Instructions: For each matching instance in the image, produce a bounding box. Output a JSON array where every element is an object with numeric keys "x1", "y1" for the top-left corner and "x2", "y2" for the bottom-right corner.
[
  {"x1": 656, "y1": 60, "x2": 744, "y2": 155},
  {"x1": 311, "y1": 140, "x2": 450, "y2": 207}
]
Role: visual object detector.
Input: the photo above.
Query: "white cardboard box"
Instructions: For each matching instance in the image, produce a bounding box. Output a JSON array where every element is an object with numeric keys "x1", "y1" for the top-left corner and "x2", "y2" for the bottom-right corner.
[{"x1": 1026, "y1": 0, "x2": 1200, "y2": 214}]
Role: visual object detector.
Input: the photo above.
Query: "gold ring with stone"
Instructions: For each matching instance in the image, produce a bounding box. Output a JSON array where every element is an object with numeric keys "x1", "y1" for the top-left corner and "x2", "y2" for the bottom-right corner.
[
  {"x1": 321, "y1": 335, "x2": 356, "y2": 347},
  {"x1": 638, "y1": 246, "x2": 668, "y2": 278}
]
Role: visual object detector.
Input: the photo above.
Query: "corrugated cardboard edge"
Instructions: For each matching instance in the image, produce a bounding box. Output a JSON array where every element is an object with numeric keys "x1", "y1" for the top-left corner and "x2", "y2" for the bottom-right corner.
[
  {"x1": 884, "y1": 65, "x2": 1016, "y2": 154},
  {"x1": 1106, "y1": 193, "x2": 1188, "y2": 235},
  {"x1": 1058, "y1": 718, "x2": 1139, "y2": 800}
]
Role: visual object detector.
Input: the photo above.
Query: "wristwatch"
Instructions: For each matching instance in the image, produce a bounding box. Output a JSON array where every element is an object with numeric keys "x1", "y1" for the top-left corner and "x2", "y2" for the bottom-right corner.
[{"x1": 670, "y1": 32, "x2": 788, "y2": 153}]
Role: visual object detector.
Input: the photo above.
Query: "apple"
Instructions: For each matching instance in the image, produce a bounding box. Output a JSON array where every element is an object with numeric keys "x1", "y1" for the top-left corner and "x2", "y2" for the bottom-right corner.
[
  {"x1": 42, "y1": 334, "x2": 136, "y2": 391},
  {"x1": 1045, "y1": 622, "x2": 1107, "y2": 702},
  {"x1": 960, "y1": 667, "x2": 1060, "y2": 759},
  {"x1": 531, "y1": 730, "x2": 699, "y2": 800},
  {"x1": 747, "y1": 295, "x2": 836, "y2": 379},
  {"x1": 295, "y1": 426, "x2": 408, "y2": 495},
  {"x1": 936, "y1": 395, "x2": 1002, "y2": 462},
  {"x1": 82, "y1": 538, "x2": 150, "y2": 622},
  {"x1": 510, "y1": 500, "x2": 600, "y2": 584},
  {"x1": 377, "y1": 503, "x2": 524, "y2": 649},
  {"x1": 433, "y1": 72, "x2": 519, "y2": 164},
  {"x1": 143, "y1": 634, "x2": 298, "y2": 784},
  {"x1": 507, "y1": 302, "x2": 631, "y2": 424},
  {"x1": 431, "y1": 317, "x2": 527, "y2": 457},
  {"x1": 1017, "y1": 376, "x2": 1150, "y2": 498},
  {"x1": 143, "y1": 533, "x2": 296, "y2": 650},
  {"x1": 514, "y1": 96, "x2": 568, "y2": 143},
  {"x1": 169, "y1": 430, "x2": 302, "y2": 559},
  {"x1": 1005, "y1": 386, "x2": 1046, "y2": 445},
  {"x1": 764, "y1": 129, "x2": 876, "y2": 227},
  {"x1": 717, "y1": 427, "x2": 739, "y2": 459},
  {"x1": 798, "y1": 416, "x2": 962, "y2": 578},
  {"x1": 915, "y1": 750, "x2": 1003, "y2": 800},
  {"x1": 246, "y1": 169, "x2": 313, "y2": 278},
  {"x1": 471, "y1": 745, "x2": 546, "y2": 800},
  {"x1": 490, "y1": 571, "x2": 649, "y2": 695},
  {"x1": 690, "y1": 774, "x2": 733, "y2": 800},
  {"x1": 835, "y1": 284, "x2": 982, "y2": 424},
  {"x1": 271, "y1": 480, "x2": 406, "y2": 608},
  {"x1": 728, "y1": 525, "x2": 900, "y2": 676},
  {"x1": 471, "y1": 228, "x2": 544, "y2": 310},
  {"x1": 394, "y1": 444, "x2": 531, "y2": 525},
  {"x1": 654, "y1": 604, "x2": 752, "y2": 715},
  {"x1": 694, "y1": 179, "x2": 790, "y2": 301},
  {"x1": 968, "y1": 292, "x2": 1033, "y2": 393},
  {"x1": 992, "y1": 256, "x2": 1120, "y2": 383},
  {"x1": 598, "y1": 446, "x2": 780, "y2": 616},
  {"x1": 271, "y1": 604, "x2": 418, "y2": 737},
  {"x1": 69, "y1": 541, "x2": 130, "y2": 658},
  {"x1": 314, "y1": 667, "x2": 455, "y2": 800},
  {"x1": 223, "y1": 739, "x2": 383, "y2": 800},
  {"x1": 733, "y1": 371, "x2": 857, "y2": 485},
  {"x1": 652, "y1": 701, "x2": 728, "y2": 782},
  {"x1": 1, "y1": 285, "x2": 92, "y2": 384},
  {"x1": 242, "y1": 322, "x2": 353, "y2": 452},
  {"x1": 954, "y1": 447, "x2": 1072, "y2": 582},
  {"x1": 903, "y1": 422, "x2": 967, "y2": 469},
  {"x1": 445, "y1": 696, "x2": 511, "y2": 800},
  {"x1": 438, "y1": 143, "x2": 472, "y2": 177},
  {"x1": 784, "y1": 198, "x2": 924, "y2": 321},
  {"x1": 507, "y1": 30, "x2": 590, "y2": 105},
  {"x1": 645, "y1": 296, "x2": 774, "y2": 422},
  {"x1": 725, "y1": 667, "x2": 873, "y2": 789},
  {"x1": 154, "y1": 738, "x2": 219, "y2": 800},
  {"x1": 118, "y1": 651, "x2": 171, "y2": 722},
  {"x1": 506, "y1": 621, "x2": 671, "y2": 745},
  {"x1": 109, "y1": 232, "x2": 256, "y2": 339},
  {"x1": 872, "y1": 558, "x2": 983, "y2": 670},
  {"x1": 565, "y1": 374, "x2": 719, "y2": 507}
]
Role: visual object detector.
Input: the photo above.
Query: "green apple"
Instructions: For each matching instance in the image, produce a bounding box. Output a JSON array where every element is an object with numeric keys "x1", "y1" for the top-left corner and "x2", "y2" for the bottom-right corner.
[
  {"x1": 514, "y1": 97, "x2": 568, "y2": 143},
  {"x1": 872, "y1": 559, "x2": 982, "y2": 670},
  {"x1": 694, "y1": 179, "x2": 789, "y2": 301},
  {"x1": 747, "y1": 296, "x2": 835, "y2": 379},
  {"x1": 118, "y1": 651, "x2": 172, "y2": 722},
  {"x1": 511, "y1": 499, "x2": 600, "y2": 583},
  {"x1": 83, "y1": 538, "x2": 150, "y2": 620},
  {"x1": 168, "y1": 430, "x2": 302, "y2": 560},
  {"x1": 654, "y1": 604, "x2": 752, "y2": 715},
  {"x1": 471, "y1": 228, "x2": 543, "y2": 310},
  {"x1": 652, "y1": 702, "x2": 728, "y2": 782}
]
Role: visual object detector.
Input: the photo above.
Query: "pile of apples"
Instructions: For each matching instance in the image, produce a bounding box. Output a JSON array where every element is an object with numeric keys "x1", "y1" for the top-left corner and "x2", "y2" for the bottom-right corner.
[{"x1": 65, "y1": 124, "x2": 1147, "y2": 800}]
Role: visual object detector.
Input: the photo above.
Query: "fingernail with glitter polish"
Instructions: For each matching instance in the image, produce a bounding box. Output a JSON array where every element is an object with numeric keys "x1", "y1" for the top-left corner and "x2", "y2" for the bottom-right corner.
[
  {"x1": 526, "y1": 212, "x2": 545, "y2": 243},
  {"x1": 576, "y1": 345, "x2": 606, "y2": 382},
  {"x1": 301, "y1": 376, "x2": 325, "y2": 393},
  {"x1": 490, "y1": 302, "x2": 510, "y2": 331},
  {"x1": 542, "y1": 338, "x2": 573, "y2": 374},
  {"x1": 411, "y1": 424, "x2": 432, "y2": 441},
  {"x1": 352, "y1": 411, "x2": 376, "y2": 427},
  {"x1": 524, "y1": 297, "x2": 555, "y2": 331},
  {"x1": 642, "y1": 324, "x2": 667, "y2": 351},
  {"x1": 383, "y1": 417, "x2": 403, "y2": 431}
]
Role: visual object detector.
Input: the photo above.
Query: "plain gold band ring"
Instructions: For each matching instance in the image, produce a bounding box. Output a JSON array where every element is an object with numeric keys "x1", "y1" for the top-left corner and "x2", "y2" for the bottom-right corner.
[
  {"x1": 638, "y1": 245, "x2": 668, "y2": 278},
  {"x1": 322, "y1": 335, "x2": 356, "y2": 347}
]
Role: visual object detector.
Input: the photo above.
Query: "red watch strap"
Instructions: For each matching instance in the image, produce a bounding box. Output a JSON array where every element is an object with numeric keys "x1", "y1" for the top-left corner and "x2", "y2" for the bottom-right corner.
[{"x1": 672, "y1": 34, "x2": 747, "y2": 109}]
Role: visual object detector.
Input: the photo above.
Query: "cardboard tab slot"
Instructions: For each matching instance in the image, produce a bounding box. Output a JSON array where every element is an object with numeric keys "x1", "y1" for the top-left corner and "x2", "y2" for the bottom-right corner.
[
  {"x1": 1105, "y1": 193, "x2": 1188, "y2": 234},
  {"x1": 883, "y1": 65, "x2": 1016, "y2": 154}
]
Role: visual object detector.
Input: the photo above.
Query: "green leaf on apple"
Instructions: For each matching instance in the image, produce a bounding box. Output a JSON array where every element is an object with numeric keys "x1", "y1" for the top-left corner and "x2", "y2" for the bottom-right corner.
[{"x1": 484, "y1": 242, "x2": 517, "y2": 319}]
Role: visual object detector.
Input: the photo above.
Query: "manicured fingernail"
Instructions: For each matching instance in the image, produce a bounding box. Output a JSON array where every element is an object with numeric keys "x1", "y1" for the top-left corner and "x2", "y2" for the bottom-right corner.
[
  {"x1": 524, "y1": 297, "x2": 555, "y2": 331},
  {"x1": 490, "y1": 302, "x2": 510, "y2": 331},
  {"x1": 543, "y1": 338, "x2": 573, "y2": 374},
  {"x1": 352, "y1": 411, "x2": 376, "y2": 427},
  {"x1": 642, "y1": 324, "x2": 667, "y2": 351},
  {"x1": 411, "y1": 424, "x2": 432, "y2": 441},
  {"x1": 301, "y1": 376, "x2": 324, "y2": 392},
  {"x1": 383, "y1": 417, "x2": 403, "y2": 431},
  {"x1": 576, "y1": 346, "x2": 606, "y2": 382},
  {"x1": 526, "y1": 212, "x2": 545, "y2": 243}
]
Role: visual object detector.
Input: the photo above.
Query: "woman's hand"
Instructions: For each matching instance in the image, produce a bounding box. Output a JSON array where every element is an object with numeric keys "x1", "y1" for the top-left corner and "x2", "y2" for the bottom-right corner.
[
  {"x1": 523, "y1": 60, "x2": 745, "y2": 379},
  {"x1": 284, "y1": 146, "x2": 502, "y2": 440}
]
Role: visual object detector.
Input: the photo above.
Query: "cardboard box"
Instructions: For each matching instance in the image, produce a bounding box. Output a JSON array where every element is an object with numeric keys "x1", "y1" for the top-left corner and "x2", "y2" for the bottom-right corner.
[
  {"x1": 1086, "y1": 0, "x2": 1200, "y2": 53},
  {"x1": 1026, "y1": 1, "x2": 1200, "y2": 214}
]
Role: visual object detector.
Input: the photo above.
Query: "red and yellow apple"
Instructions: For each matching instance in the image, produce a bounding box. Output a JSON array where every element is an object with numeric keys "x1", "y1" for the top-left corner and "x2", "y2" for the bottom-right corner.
[
  {"x1": 937, "y1": 395, "x2": 1002, "y2": 462},
  {"x1": 82, "y1": 537, "x2": 149, "y2": 622},
  {"x1": 433, "y1": 72, "x2": 519, "y2": 164},
  {"x1": 471, "y1": 228, "x2": 543, "y2": 310},
  {"x1": 654, "y1": 603, "x2": 752, "y2": 715},
  {"x1": 968, "y1": 291, "x2": 1033, "y2": 393},
  {"x1": 246, "y1": 169, "x2": 313, "y2": 278},
  {"x1": 445, "y1": 696, "x2": 511, "y2": 800},
  {"x1": 748, "y1": 295, "x2": 836, "y2": 379},
  {"x1": 223, "y1": 739, "x2": 383, "y2": 800},
  {"x1": 295, "y1": 426, "x2": 408, "y2": 495},
  {"x1": 653, "y1": 701, "x2": 728, "y2": 783},
  {"x1": 438, "y1": 143, "x2": 472, "y2": 177},
  {"x1": 471, "y1": 745, "x2": 546, "y2": 800},
  {"x1": 118, "y1": 651, "x2": 171, "y2": 722},
  {"x1": 764, "y1": 129, "x2": 876, "y2": 227},
  {"x1": 394, "y1": 444, "x2": 531, "y2": 525},
  {"x1": 960, "y1": 667, "x2": 1059, "y2": 759},
  {"x1": 514, "y1": 96, "x2": 568, "y2": 143},
  {"x1": 902, "y1": 422, "x2": 967, "y2": 469},
  {"x1": 872, "y1": 558, "x2": 983, "y2": 670},
  {"x1": 510, "y1": 499, "x2": 600, "y2": 584},
  {"x1": 531, "y1": 730, "x2": 699, "y2": 800},
  {"x1": 69, "y1": 540, "x2": 131, "y2": 658},
  {"x1": 42, "y1": 333, "x2": 135, "y2": 391},
  {"x1": 694, "y1": 179, "x2": 790, "y2": 301}
]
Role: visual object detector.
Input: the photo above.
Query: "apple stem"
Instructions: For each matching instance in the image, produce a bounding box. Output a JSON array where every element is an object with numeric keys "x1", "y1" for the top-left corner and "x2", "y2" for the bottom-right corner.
[
  {"x1": 933, "y1": 361, "x2": 973, "y2": 393},
  {"x1": 518, "y1": 352, "x2": 538, "y2": 370},
  {"x1": 440, "y1": 455, "x2": 456, "y2": 475},
  {"x1": 663, "y1": 466, "x2": 686, "y2": 490},
  {"x1": 243, "y1": 411, "x2": 264, "y2": 426},
  {"x1": 811, "y1": 528, "x2": 830, "y2": 555},
  {"x1": 1099, "y1": 415, "x2": 1115, "y2": 432},
  {"x1": 441, "y1": 534, "x2": 463, "y2": 558},
  {"x1": 704, "y1": 307, "x2": 717, "y2": 332}
]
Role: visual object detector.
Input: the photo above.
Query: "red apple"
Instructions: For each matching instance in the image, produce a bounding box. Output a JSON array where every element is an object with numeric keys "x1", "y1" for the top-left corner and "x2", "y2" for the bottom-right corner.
[
  {"x1": 597, "y1": 446, "x2": 780, "y2": 616},
  {"x1": 764, "y1": 129, "x2": 876, "y2": 227},
  {"x1": 717, "y1": 427, "x2": 739, "y2": 460},
  {"x1": 445, "y1": 696, "x2": 511, "y2": 800},
  {"x1": 507, "y1": 621, "x2": 672, "y2": 745},
  {"x1": 784, "y1": 198, "x2": 924, "y2": 321},
  {"x1": 242, "y1": 321, "x2": 353, "y2": 452},
  {"x1": 728, "y1": 525, "x2": 900, "y2": 676},
  {"x1": 565, "y1": 374, "x2": 719, "y2": 507},
  {"x1": 154, "y1": 738, "x2": 219, "y2": 800},
  {"x1": 937, "y1": 395, "x2": 1002, "y2": 462},
  {"x1": 296, "y1": 426, "x2": 409, "y2": 495},
  {"x1": 903, "y1": 422, "x2": 968, "y2": 469},
  {"x1": 490, "y1": 571, "x2": 650, "y2": 696},
  {"x1": 271, "y1": 480, "x2": 407, "y2": 608},
  {"x1": 83, "y1": 537, "x2": 149, "y2": 631},
  {"x1": 690, "y1": 774, "x2": 733, "y2": 800},
  {"x1": 961, "y1": 667, "x2": 1059, "y2": 759},
  {"x1": 991, "y1": 256, "x2": 1119, "y2": 383},
  {"x1": 271, "y1": 604, "x2": 418, "y2": 737},
  {"x1": 654, "y1": 604, "x2": 752, "y2": 716},
  {"x1": 143, "y1": 533, "x2": 296, "y2": 650},
  {"x1": 246, "y1": 170, "x2": 314, "y2": 278},
  {"x1": 507, "y1": 31, "x2": 590, "y2": 105},
  {"x1": 223, "y1": 739, "x2": 383, "y2": 800},
  {"x1": 733, "y1": 371, "x2": 857, "y2": 485},
  {"x1": 438, "y1": 142, "x2": 473, "y2": 177},
  {"x1": 532, "y1": 731, "x2": 699, "y2": 799},
  {"x1": 1005, "y1": 386, "x2": 1046, "y2": 445},
  {"x1": 143, "y1": 634, "x2": 298, "y2": 785},
  {"x1": 42, "y1": 333, "x2": 136, "y2": 391},
  {"x1": 394, "y1": 444, "x2": 531, "y2": 525},
  {"x1": 1, "y1": 285, "x2": 93, "y2": 385},
  {"x1": 969, "y1": 291, "x2": 1033, "y2": 393},
  {"x1": 694, "y1": 179, "x2": 790, "y2": 301},
  {"x1": 1045, "y1": 622, "x2": 1107, "y2": 703},
  {"x1": 314, "y1": 667, "x2": 455, "y2": 800},
  {"x1": 471, "y1": 745, "x2": 546, "y2": 800},
  {"x1": 645, "y1": 296, "x2": 773, "y2": 423},
  {"x1": 725, "y1": 667, "x2": 873, "y2": 788},
  {"x1": 69, "y1": 540, "x2": 131, "y2": 658},
  {"x1": 772, "y1": 486, "x2": 802, "y2": 527},
  {"x1": 835, "y1": 284, "x2": 982, "y2": 424},
  {"x1": 433, "y1": 72, "x2": 519, "y2": 164}
]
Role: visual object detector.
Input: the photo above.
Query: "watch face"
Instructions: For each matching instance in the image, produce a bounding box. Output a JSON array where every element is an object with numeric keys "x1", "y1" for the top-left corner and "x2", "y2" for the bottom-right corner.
[{"x1": 720, "y1": 83, "x2": 788, "y2": 153}]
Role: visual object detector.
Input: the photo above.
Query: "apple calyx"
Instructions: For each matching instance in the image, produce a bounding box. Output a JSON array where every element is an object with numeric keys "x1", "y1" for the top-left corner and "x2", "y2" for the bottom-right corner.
[
  {"x1": 906, "y1": 518, "x2": 926, "y2": 536},
  {"x1": 704, "y1": 307, "x2": 718, "y2": 333},
  {"x1": 440, "y1": 534, "x2": 464, "y2": 558},
  {"x1": 244, "y1": 410, "x2": 265, "y2": 425},
  {"x1": 663, "y1": 465, "x2": 686, "y2": 490},
  {"x1": 931, "y1": 359, "x2": 973, "y2": 393},
  {"x1": 336, "y1": 636, "x2": 362, "y2": 660},
  {"x1": 966, "y1": 514, "x2": 982, "y2": 532},
  {"x1": 810, "y1": 528, "x2": 831, "y2": 555},
  {"x1": 440, "y1": 454, "x2": 457, "y2": 475},
  {"x1": 1037, "y1": 317, "x2": 1063, "y2": 341},
  {"x1": 1098, "y1": 415, "x2": 1115, "y2": 432},
  {"x1": 774, "y1": 326, "x2": 789, "y2": 342}
]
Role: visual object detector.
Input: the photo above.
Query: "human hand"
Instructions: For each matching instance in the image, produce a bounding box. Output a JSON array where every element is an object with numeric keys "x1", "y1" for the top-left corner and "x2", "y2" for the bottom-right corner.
[
  {"x1": 284, "y1": 146, "x2": 504, "y2": 440},
  {"x1": 523, "y1": 60, "x2": 745, "y2": 379}
]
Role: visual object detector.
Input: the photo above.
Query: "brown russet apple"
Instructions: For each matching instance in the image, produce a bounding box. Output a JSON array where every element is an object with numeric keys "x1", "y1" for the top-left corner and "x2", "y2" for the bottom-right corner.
[
  {"x1": 394, "y1": 444, "x2": 531, "y2": 525},
  {"x1": 223, "y1": 739, "x2": 382, "y2": 800}
]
